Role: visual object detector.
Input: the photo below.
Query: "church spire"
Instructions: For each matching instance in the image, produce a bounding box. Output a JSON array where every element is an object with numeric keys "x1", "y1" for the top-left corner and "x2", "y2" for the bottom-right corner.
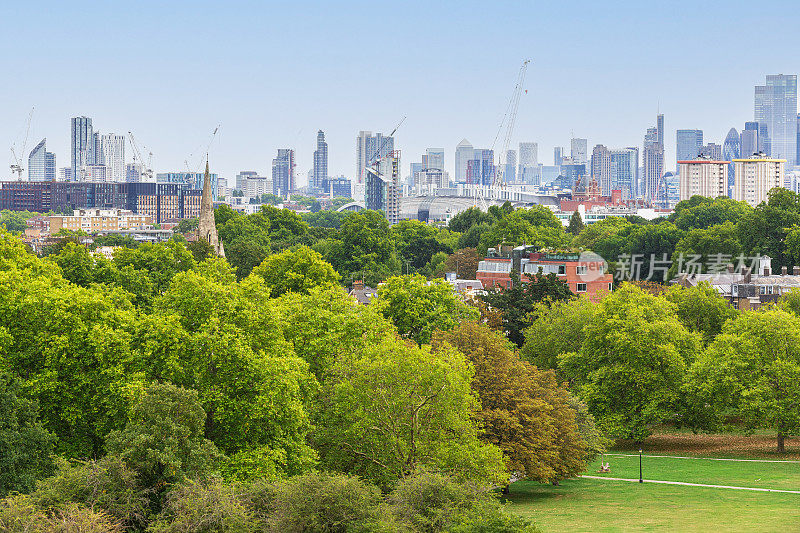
[{"x1": 196, "y1": 157, "x2": 224, "y2": 257}]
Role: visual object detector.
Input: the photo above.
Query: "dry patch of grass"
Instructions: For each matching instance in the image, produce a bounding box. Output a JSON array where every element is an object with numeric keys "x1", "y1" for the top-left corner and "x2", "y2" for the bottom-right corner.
[{"x1": 614, "y1": 429, "x2": 800, "y2": 460}]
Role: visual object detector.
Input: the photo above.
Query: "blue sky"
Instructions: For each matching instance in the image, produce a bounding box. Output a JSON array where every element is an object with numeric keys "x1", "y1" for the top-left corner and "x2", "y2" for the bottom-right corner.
[{"x1": 1, "y1": 0, "x2": 797, "y2": 183}]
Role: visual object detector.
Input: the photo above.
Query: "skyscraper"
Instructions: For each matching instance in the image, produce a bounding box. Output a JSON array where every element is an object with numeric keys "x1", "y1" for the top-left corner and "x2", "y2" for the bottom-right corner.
[
  {"x1": 733, "y1": 155, "x2": 786, "y2": 207},
  {"x1": 455, "y1": 139, "x2": 473, "y2": 183},
  {"x1": 99, "y1": 134, "x2": 125, "y2": 182},
  {"x1": 642, "y1": 115, "x2": 665, "y2": 202},
  {"x1": 755, "y1": 74, "x2": 798, "y2": 166},
  {"x1": 467, "y1": 149, "x2": 495, "y2": 186},
  {"x1": 365, "y1": 151, "x2": 400, "y2": 225},
  {"x1": 700, "y1": 143, "x2": 722, "y2": 161},
  {"x1": 741, "y1": 122, "x2": 761, "y2": 157},
  {"x1": 570, "y1": 138, "x2": 588, "y2": 164},
  {"x1": 71, "y1": 116, "x2": 94, "y2": 181},
  {"x1": 723, "y1": 128, "x2": 740, "y2": 194},
  {"x1": 312, "y1": 130, "x2": 328, "y2": 190},
  {"x1": 356, "y1": 131, "x2": 394, "y2": 183},
  {"x1": 503, "y1": 149, "x2": 516, "y2": 182},
  {"x1": 518, "y1": 142, "x2": 538, "y2": 183},
  {"x1": 609, "y1": 147, "x2": 639, "y2": 199},
  {"x1": 28, "y1": 139, "x2": 56, "y2": 181},
  {"x1": 272, "y1": 148, "x2": 296, "y2": 196},
  {"x1": 591, "y1": 144, "x2": 612, "y2": 194},
  {"x1": 554, "y1": 147, "x2": 564, "y2": 166},
  {"x1": 676, "y1": 129, "x2": 703, "y2": 168}
]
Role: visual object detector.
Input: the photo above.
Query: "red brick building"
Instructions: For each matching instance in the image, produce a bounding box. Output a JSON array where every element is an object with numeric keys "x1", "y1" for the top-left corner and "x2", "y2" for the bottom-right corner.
[{"x1": 476, "y1": 246, "x2": 613, "y2": 300}]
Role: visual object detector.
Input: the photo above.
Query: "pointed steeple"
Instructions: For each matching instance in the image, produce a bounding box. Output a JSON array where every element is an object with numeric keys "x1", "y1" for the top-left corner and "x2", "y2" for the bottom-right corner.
[{"x1": 196, "y1": 158, "x2": 225, "y2": 257}]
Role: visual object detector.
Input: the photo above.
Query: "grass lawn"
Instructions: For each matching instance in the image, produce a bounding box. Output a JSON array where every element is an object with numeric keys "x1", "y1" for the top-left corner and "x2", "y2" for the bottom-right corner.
[{"x1": 505, "y1": 431, "x2": 800, "y2": 532}]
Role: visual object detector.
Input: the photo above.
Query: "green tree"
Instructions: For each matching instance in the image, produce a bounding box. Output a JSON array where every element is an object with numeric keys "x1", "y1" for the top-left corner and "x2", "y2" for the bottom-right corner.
[
  {"x1": 375, "y1": 274, "x2": 479, "y2": 345},
  {"x1": 448, "y1": 207, "x2": 495, "y2": 233},
  {"x1": 0, "y1": 210, "x2": 38, "y2": 234},
  {"x1": 175, "y1": 217, "x2": 199, "y2": 234},
  {"x1": 737, "y1": 188, "x2": 800, "y2": 270},
  {"x1": 433, "y1": 323, "x2": 588, "y2": 483},
  {"x1": 0, "y1": 372, "x2": 55, "y2": 497},
  {"x1": 521, "y1": 297, "x2": 598, "y2": 371},
  {"x1": 688, "y1": 309, "x2": 800, "y2": 452},
  {"x1": 105, "y1": 383, "x2": 223, "y2": 489},
  {"x1": 316, "y1": 337, "x2": 507, "y2": 488},
  {"x1": 668, "y1": 222, "x2": 742, "y2": 278},
  {"x1": 480, "y1": 271, "x2": 574, "y2": 347},
  {"x1": 670, "y1": 196, "x2": 752, "y2": 231},
  {"x1": 50, "y1": 241, "x2": 96, "y2": 287},
  {"x1": 392, "y1": 219, "x2": 452, "y2": 272},
  {"x1": 250, "y1": 245, "x2": 340, "y2": 297},
  {"x1": 567, "y1": 211, "x2": 584, "y2": 235},
  {"x1": 663, "y1": 282, "x2": 738, "y2": 343},
  {"x1": 113, "y1": 240, "x2": 197, "y2": 294},
  {"x1": 559, "y1": 284, "x2": 701, "y2": 440},
  {"x1": 478, "y1": 210, "x2": 567, "y2": 253},
  {"x1": 325, "y1": 210, "x2": 400, "y2": 286}
]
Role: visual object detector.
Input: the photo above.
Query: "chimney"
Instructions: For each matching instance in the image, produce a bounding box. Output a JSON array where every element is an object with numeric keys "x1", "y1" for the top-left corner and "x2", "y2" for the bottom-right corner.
[
  {"x1": 794, "y1": 267, "x2": 800, "y2": 276},
  {"x1": 352, "y1": 280, "x2": 365, "y2": 291},
  {"x1": 726, "y1": 264, "x2": 734, "y2": 273},
  {"x1": 782, "y1": 266, "x2": 788, "y2": 275},
  {"x1": 743, "y1": 267, "x2": 751, "y2": 284}
]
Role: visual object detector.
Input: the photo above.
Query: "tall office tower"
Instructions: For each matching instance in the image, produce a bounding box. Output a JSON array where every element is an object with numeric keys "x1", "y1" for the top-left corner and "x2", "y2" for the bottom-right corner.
[
  {"x1": 678, "y1": 160, "x2": 729, "y2": 201},
  {"x1": 741, "y1": 122, "x2": 760, "y2": 157},
  {"x1": 700, "y1": 143, "x2": 722, "y2": 161},
  {"x1": 609, "y1": 147, "x2": 639, "y2": 199},
  {"x1": 591, "y1": 144, "x2": 612, "y2": 194},
  {"x1": 466, "y1": 149, "x2": 495, "y2": 185},
  {"x1": 570, "y1": 138, "x2": 588, "y2": 164},
  {"x1": 643, "y1": 121, "x2": 664, "y2": 202},
  {"x1": 503, "y1": 149, "x2": 517, "y2": 182},
  {"x1": 365, "y1": 151, "x2": 400, "y2": 224},
  {"x1": 312, "y1": 130, "x2": 328, "y2": 190},
  {"x1": 126, "y1": 163, "x2": 142, "y2": 183},
  {"x1": 356, "y1": 131, "x2": 394, "y2": 183},
  {"x1": 235, "y1": 171, "x2": 258, "y2": 191},
  {"x1": 723, "y1": 128, "x2": 740, "y2": 194},
  {"x1": 755, "y1": 74, "x2": 798, "y2": 166},
  {"x1": 518, "y1": 142, "x2": 538, "y2": 183},
  {"x1": 455, "y1": 139, "x2": 473, "y2": 183},
  {"x1": 797, "y1": 113, "x2": 800, "y2": 164},
  {"x1": 71, "y1": 116, "x2": 94, "y2": 181},
  {"x1": 732, "y1": 155, "x2": 786, "y2": 207},
  {"x1": 271, "y1": 149, "x2": 296, "y2": 196},
  {"x1": 423, "y1": 148, "x2": 445, "y2": 171},
  {"x1": 554, "y1": 146, "x2": 564, "y2": 166},
  {"x1": 28, "y1": 139, "x2": 56, "y2": 181},
  {"x1": 676, "y1": 129, "x2": 704, "y2": 168},
  {"x1": 99, "y1": 134, "x2": 125, "y2": 181}
]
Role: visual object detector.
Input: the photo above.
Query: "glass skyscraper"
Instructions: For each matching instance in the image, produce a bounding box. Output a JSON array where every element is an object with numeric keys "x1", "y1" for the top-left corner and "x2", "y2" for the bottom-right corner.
[
  {"x1": 28, "y1": 138, "x2": 56, "y2": 181},
  {"x1": 755, "y1": 74, "x2": 797, "y2": 166},
  {"x1": 71, "y1": 116, "x2": 94, "y2": 181},
  {"x1": 313, "y1": 130, "x2": 328, "y2": 190},
  {"x1": 676, "y1": 129, "x2": 703, "y2": 167}
]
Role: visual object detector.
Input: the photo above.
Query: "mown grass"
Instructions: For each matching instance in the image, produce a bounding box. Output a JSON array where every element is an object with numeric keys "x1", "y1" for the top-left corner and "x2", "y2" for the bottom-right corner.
[{"x1": 505, "y1": 431, "x2": 800, "y2": 532}]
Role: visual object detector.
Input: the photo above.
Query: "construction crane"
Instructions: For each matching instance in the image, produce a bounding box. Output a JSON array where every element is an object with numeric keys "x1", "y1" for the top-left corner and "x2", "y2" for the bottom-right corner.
[
  {"x1": 491, "y1": 60, "x2": 530, "y2": 187},
  {"x1": 128, "y1": 132, "x2": 153, "y2": 182},
  {"x1": 10, "y1": 108, "x2": 34, "y2": 180},
  {"x1": 367, "y1": 116, "x2": 406, "y2": 168}
]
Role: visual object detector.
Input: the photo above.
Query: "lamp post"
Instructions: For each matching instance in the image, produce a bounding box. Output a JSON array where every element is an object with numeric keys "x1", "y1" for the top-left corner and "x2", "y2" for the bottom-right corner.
[{"x1": 639, "y1": 448, "x2": 643, "y2": 483}]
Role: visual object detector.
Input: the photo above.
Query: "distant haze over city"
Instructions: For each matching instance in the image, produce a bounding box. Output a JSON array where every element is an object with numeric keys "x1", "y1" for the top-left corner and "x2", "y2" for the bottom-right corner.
[{"x1": 1, "y1": 0, "x2": 797, "y2": 183}]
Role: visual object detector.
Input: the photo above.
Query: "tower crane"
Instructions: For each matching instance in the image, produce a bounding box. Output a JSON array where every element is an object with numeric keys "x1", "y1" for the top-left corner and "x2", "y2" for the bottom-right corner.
[
  {"x1": 491, "y1": 60, "x2": 530, "y2": 187},
  {"x1": 10, "y1": 108, "x2": 34, "y2": 180},
  {"x1": 128, "y1": 131, "x2": 153, "y2": 182}
]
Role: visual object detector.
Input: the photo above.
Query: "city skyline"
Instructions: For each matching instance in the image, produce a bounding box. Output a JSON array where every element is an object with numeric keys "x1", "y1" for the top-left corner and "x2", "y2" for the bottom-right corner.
[{"x1": 1, "y1": 1, "x2": 798, "y2": 184}]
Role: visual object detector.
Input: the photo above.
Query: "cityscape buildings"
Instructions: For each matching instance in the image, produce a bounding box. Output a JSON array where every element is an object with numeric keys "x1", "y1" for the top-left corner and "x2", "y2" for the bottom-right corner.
[
  {"x1": 678, "y1": 159, "x2": 729, "y2": 201},
  {"x1": 312, "y1": 130, "x2": 328, "y2": 190},
  {"x1": 755, "y1": 74, "x2": 797, "y2": 166},
  {"x1": 723, "y1": 128, "x2": 741, "y2": 192},
  {"x1": 356, "y1": 131, "x2": 394, "y2": 184},
  {"x1": 28, "y1": 139, "x2": 56, "y2": 181},
  {"x1": 99, "y1": 134, "x2": 125, "y2": 182},
  {"x1": 70, "y1": 116, "x2": 94, "y2": 181},
  {"x1": 570, "y1": 138, "x2": 588, "y2": 165},
  {"x1": 272, "y1": 148, "x2": 296, "y2": 196},
  {"x1": 676, "y1": 129, "x2": 703, "y2": 168},
  {"x1": 642, "y1": 115, "x2": 665, "y2": 201},
  {"x1": 454, "y1": 139, "x2": 473, "y2": 183},
  {"x1": 732, "y1": 155, "x2": 786, "y2": 206},
  {"x1": 700, "y1": 143, "x2": 722, "y2": 160},
  {"x1": 518, "y1": 142, "x2": 538, "y2": 184},
  {"x1": 466, "y1": 149, "x2": 495, "y2": 186}
]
